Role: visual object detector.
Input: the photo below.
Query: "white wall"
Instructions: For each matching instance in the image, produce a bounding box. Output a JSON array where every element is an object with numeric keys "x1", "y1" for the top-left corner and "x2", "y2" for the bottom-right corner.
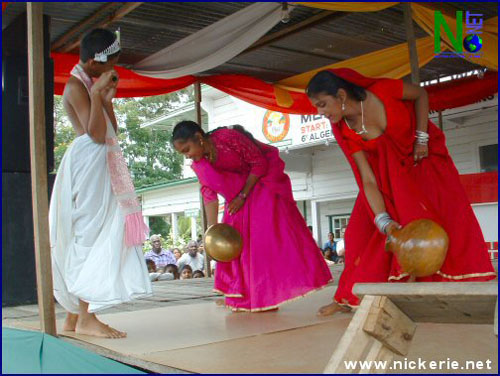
[
  {"x1": 472, "y1": 203, "x2": 498, "y2": 242},
  {"x1": 142, "y1": 182, "x2": 200, "y2": 216}
]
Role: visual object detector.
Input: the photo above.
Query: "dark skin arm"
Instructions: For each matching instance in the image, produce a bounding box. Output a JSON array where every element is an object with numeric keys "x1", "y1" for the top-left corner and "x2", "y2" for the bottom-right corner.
[
  {"x1": 352, "y1": 150, "x2": 400, "y2": 234},
  {"x1": 204, "y1": 200, "x2": 219, "y2": 228},
  {"x1": 401, "y1": 82, "x2": 429, "y2": 162},
  {"x1": 227, "y1": 173, "x2": 260, "y2": 215}
]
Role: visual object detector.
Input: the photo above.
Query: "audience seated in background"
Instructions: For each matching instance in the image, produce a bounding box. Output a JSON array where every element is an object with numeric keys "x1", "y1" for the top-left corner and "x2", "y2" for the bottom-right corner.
[
  {"x1": 193, "y1": 270, "x2": 205, "y2": 279},
  {"x1": 163, "y1": 264, "x2": 180, "y2": 280},
  {"x1": 180, "y1": 265, "x2": 193, "y2": 280},
  {"x1": 177, "y1": 241, "x2": 205, "y2": 272},
  {"x1": 146, "y1": 259, "x2": 162, "y2": 282}
]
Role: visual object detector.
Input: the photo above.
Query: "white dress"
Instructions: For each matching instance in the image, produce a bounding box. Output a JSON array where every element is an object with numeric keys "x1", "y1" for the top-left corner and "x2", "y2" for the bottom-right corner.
[{"x1": 49, "y1": 95, "x2": 152, "y2": 314}]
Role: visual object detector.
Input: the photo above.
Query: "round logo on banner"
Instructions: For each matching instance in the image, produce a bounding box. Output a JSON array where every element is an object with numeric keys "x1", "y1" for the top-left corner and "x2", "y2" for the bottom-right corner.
[{"x1": 262, "y1": 110, "x2": 290, "y2": 143}]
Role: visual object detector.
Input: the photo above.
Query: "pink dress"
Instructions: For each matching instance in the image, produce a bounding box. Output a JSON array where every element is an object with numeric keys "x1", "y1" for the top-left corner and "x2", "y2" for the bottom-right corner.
[{"x1": 192, "y1": 128, "x2": 332, "y2": 312}]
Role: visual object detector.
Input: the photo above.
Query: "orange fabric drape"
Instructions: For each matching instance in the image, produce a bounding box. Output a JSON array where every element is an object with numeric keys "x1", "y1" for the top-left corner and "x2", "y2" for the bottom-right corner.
[{"x1": 411, "y1": 3, "x2": 497, "y2": 71}]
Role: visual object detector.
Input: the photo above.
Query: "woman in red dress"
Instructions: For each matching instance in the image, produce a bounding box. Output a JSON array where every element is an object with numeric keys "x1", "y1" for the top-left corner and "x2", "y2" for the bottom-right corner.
[{"x1": 306, "y1": 68, "x2": 496, "y2": 316}]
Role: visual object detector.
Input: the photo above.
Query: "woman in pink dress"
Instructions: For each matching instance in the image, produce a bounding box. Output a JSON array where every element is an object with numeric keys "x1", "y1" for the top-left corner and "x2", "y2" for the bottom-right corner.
[{"x1": 172, "y1": 121, "x2": 332, "y2": 312}]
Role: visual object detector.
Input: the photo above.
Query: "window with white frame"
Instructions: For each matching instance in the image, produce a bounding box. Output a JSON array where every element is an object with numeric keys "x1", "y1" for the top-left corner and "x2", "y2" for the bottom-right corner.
[{"x1": 328, "y1": 215, "x2": 350, "y2": 239}]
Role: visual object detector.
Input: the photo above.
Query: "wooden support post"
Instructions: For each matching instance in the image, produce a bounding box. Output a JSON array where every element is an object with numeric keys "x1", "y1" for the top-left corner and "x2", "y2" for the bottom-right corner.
[
  {"x1": 194, "y1": 82, "x2": 211, "y2": 277},
  {"x1": 27, "y1": 2, "x2": 57, "y2": 336},
  {"x1": 323, "y1": 295, "x2": 379, "y2": 373},
  {"x1": 403, "y1": 3, "x2": 420, "y2": 85},
  {"x1": 324, "y1": 294, "x2": 417, "y2": 374},
  {"x1": 363, "y1": 296, "x2": 416, "y2": 356},
  {"x1": 437, "y1": 77, "x2": 444, "y2": 130}
]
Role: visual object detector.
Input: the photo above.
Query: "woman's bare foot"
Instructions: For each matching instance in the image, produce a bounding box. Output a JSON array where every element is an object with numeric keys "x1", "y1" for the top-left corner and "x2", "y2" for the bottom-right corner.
[
  {"x1": 62, "y1": 313, "x2": 79, "y2": 332},
  {"x1": 317, "y1": 302, "x2": 352, "y2": 317},
  {"x1": 75, "y1": 314, "x2": 126, "y2": 339},
  {"x1": 215, "y1": 298, "x2": 225, "y2": 306}
]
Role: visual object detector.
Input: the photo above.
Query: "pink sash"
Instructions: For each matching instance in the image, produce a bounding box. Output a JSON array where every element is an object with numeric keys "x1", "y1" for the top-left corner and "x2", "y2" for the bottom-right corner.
[{"x1": 71, "y1": 64, "x2": 148, "y2": 246}]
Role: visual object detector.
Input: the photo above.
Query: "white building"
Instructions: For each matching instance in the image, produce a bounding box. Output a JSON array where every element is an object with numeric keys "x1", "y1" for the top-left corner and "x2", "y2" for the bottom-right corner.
[{"x1": 138, "y1": 85, "x2": 498, "y2": 248}]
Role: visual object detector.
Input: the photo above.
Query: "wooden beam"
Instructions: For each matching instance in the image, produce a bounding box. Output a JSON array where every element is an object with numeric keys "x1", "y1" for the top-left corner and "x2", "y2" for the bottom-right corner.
[
  {"x1": 27, "y1": 2, "x2": 57, "y2": 337},
  {"x1": 363, "y1": 296, "x2": 416, "y2": 356},
  {"x1": 242, "y1": 10, "x2": 343, "y2": 54},
  {"x1": 194, "y1": 82, "x2": 211, "y2": 277},
  {"x1": 61, "y1": 2, "x2": 144, "y2": 53},
  {"x1": 323, "y1": 295, "x2": 378, "y2": 373},
  {"x1": 51, "y1": 2, "x2": 118, "y2": 51},
  {"x1": 403, "y1": 3, "x2": 420, "y2": 84}
]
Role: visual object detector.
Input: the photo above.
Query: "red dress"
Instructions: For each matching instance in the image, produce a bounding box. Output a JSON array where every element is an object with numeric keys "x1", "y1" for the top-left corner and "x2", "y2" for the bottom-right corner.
[{"x1": 329, "y1": 69, "x2": 496, "y2": 307}]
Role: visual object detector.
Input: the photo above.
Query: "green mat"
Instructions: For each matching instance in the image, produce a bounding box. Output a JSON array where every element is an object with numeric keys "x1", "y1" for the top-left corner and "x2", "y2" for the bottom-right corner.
[{"x1": 2, "y1": 327, "x2": 144, "y2": 374}]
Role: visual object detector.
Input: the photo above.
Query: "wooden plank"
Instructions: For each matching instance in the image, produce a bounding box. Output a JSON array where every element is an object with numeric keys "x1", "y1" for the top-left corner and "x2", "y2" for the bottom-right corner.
[
  {"x1": 51, "y1": 2, "x2": 118, "y2": 51},
  {"x1": 353, "y1": 283, "x2": 498, "y2": 324},
  {"x1": 403, "y1": 3, "x2": 420, "y2": 84},
  {"x1": 61, "y1": 2, "x2": 144, "y2": 53},
  {"x1": 323, "y1": 295, "x2": 379, "y2": 374},
  {"x1": 363, "y1": 297, "x2": 416, "y2": 356},
  {"x1": 27, "y1": 2, "x2": 57, "y2": 337},
  {"x1": 359, "y1": 341, "x2": 394, "y2": 374},
  {"x1": 353, "y1": 282, "x2": 498, "y2": 297}
]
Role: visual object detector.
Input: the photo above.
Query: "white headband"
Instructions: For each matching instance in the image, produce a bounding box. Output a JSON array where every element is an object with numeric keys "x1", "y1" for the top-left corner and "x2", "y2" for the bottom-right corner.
[{"x1": 94, "y1": 29, "x2": 121, "y2": 62}]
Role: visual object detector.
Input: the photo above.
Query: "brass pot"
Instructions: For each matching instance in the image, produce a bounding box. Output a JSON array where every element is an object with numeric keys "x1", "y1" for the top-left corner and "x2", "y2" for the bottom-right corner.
[
  {"x1": 204, "y1": 223, "x2": 243, "y2": 262},
  {"x1": 386, "y1": 219, "x2": 449, "y2": 277}
]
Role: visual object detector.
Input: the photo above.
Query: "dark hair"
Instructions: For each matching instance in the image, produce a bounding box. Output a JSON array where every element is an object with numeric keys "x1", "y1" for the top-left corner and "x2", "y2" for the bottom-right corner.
[
  {"x1": 165, "y1": 264, "x2": 178, "y2": 272},
  {"x1": 193, "y1": 270, "x2": 205, "y2": 278},
  {"x1": 172, "y1": 121, "x2": 257, "y2": 145},
  {"x1": 80, "y1": 28, "x2": 120, "y2": 63},
  {"x1": 180, "y1": 265, "x2": 193, "y2": 273},
  {"x1": 306, "y1": 70, "x2": 366, "y2": 102},
  {"x1": 146, "y1": 259, "x2": 155, "y2": 266}
]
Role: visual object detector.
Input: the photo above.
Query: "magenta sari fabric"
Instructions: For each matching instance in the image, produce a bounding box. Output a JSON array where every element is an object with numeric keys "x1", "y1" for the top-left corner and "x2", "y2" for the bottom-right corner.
[{"x1": 192, "y1": 128, "x2": 332, "y2": 311}]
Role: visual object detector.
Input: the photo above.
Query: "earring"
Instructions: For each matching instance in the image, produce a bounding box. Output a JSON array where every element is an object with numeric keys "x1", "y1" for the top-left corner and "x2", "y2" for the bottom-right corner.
[{"x1": 341, "y1": 102, "x2": 345, "y2": 111}]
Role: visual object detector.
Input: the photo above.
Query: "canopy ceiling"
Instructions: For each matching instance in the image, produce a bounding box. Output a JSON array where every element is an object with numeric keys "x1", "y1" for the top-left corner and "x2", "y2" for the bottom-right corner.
[{"x1": 3, "y1": 2, "x2": 497, "y2": 82}]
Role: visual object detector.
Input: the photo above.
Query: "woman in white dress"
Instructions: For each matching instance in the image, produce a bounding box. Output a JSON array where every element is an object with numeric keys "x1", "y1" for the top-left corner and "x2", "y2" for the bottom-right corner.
[{"x1": 49, "y1": 29, "x2": 151, "y2": 338}]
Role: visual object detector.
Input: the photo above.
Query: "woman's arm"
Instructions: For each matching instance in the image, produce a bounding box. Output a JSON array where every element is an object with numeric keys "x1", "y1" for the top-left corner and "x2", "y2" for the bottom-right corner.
[
  {"x1": 402, "y1": 82, "x2": 429, "y2": 162},
  {"x1": 352, "y1": 150, "x2": 400, "y2": 234},
  {"x1": 402, "y1": 82, "x2": 429, "y2": 133},
  {"x1": 204, "y1": 200, "x2": 219, "y2": 228},
  {"x1": 227, "y1": 173, "x2": 260, "y2": 215}
]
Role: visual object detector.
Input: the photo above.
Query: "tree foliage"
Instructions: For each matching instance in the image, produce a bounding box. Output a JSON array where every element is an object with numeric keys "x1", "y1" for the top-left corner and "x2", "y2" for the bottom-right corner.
[{"x1": 52, "y1": 88, "x2": 193, "y2": 188}]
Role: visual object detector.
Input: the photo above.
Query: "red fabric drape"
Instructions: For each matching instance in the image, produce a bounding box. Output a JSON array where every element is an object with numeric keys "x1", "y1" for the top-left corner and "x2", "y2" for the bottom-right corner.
[
  {"x1": 2, "y1": 2, "x2": 8, "y2": 12},
  {"x1": 51, "y1": 53, "x2": 497, "y2": 114},
  {"x1": 199, "y1": 75, "x2": 317, "y2": 114},
  {"x1": 426, "y1": 72, "x2": 498, "y2": 112},
  {"x1": 52, "y1": 53, "x2": 196, "y2": 98}
]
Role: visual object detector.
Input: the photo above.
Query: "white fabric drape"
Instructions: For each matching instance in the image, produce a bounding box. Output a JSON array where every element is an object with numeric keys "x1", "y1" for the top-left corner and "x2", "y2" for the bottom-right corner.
[{"x1": 132, "y1": 2, "x2": 284, "y2": 78}]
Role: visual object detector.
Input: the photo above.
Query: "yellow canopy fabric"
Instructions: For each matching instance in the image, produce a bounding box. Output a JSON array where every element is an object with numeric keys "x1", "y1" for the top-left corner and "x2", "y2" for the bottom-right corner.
[
  {"x1": 276, "y1": 37, "x2": 436, "y2": 92},
  {"x1": 411, "y1": 3, "x2": 497, "y2": 70},
  {"x1": 273, "y1": 2, "x2": 497, "y2": 107}
]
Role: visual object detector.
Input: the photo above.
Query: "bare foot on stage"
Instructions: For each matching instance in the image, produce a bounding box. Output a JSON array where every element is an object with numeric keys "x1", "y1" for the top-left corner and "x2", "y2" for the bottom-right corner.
[
  {"x1": 75, "y1": 314, "x2": 126, "y2": 339},
  {"x1": 62, "y1": 313, "x2": 78, "y2": 331},
  {"x1": 317, "y1": 302, "x2": 352, "y2": 317},
  {"x1": 215, "y1": 298, "x2": 225, "y2": 306}
]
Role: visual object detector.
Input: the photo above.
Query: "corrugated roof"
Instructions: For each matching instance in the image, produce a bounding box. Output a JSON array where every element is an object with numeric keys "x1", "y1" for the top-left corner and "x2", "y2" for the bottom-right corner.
[{"x1": 2, "y1": 2, "x2": 497, "y2": 83}]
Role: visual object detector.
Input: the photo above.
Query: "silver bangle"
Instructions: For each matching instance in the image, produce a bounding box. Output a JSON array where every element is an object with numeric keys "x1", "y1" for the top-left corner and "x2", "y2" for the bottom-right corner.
[
  {"x1": 415, "y1": 130, "x2": 429, "y2": 145},
  {"x1": 374, "y1": 212, "x2": 392, "y2": 234}
]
